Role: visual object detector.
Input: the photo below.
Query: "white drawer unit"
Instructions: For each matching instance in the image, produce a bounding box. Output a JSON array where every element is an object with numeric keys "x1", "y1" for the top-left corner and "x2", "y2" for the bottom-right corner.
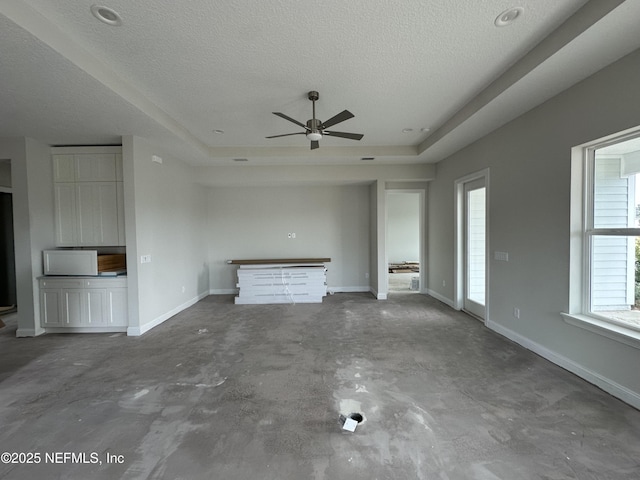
[
  {"x1": 39, "y1": 277, "x2": 128, "y2": 332},
  {"x1": 234, "y1": 265, "x2": 327, "y2": 304}
]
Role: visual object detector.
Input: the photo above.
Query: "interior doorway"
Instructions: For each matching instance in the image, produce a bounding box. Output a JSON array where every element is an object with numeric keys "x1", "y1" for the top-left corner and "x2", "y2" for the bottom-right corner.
[
  {"x1": 455, "y1": 169, "x2": 489, "y2": 321},
  {"x1": 386, "y1": 191, "x2": 424, "y2": 294},
  {"x1": 0, "y1": 159, "x2": 17, "y2": 314}
]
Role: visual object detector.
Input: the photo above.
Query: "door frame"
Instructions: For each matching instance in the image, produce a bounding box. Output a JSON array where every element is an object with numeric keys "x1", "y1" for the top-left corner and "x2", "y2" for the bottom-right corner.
[
  {"x1": 454, "y1": 169, "x2": 490, "y2": 321},
  {"x1": 385, "y1": 189, "x2": 426, "y2": 294}
]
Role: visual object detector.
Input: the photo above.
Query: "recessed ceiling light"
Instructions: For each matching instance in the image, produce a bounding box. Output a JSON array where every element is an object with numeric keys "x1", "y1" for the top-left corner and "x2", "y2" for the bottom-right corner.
[
  {"x1": 90, "y1": 5, "x2": 122, "y2": 26},
  {"x1": 213, "y1": 129, "x2": 225, "y2": 134},
  {"x1": 420, "y1": 127, "x2": 431, "y2": 133},
  {"x1": 402, "y1": 128, "x2": 414, "y2": 133},
  {"x1": 495, "y1": 7, "x2": 524, "y2": 27}
]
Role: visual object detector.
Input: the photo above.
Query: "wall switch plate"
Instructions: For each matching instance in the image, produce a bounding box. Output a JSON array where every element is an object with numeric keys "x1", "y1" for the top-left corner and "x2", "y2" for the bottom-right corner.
[
  {"x1": 140, "y1": 255, "x2": 151, "y2": 264},
  {"x1": 152, "y1": 155, "x2": 163, "y2": 164}
]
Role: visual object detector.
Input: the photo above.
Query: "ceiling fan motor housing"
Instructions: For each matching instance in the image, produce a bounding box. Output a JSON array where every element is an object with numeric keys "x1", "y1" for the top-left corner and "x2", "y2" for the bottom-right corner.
[{"x1": 306, "y1": 118, "x2": 323, "y2": 140}]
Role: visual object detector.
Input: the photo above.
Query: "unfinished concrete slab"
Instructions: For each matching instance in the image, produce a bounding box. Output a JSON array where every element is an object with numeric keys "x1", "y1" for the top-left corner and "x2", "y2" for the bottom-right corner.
[{"x1": 1, "y1": 293, "x2": 639, "y2": 479}]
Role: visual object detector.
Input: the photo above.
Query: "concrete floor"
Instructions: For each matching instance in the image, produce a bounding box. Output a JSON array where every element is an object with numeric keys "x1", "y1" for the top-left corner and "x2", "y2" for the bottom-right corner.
[
  {"x1": 388, "y1": 272, "x2": 419, "y2": 292},
  {"x1": 1, "y1": 292, "x2": 639, "y2": 479}
]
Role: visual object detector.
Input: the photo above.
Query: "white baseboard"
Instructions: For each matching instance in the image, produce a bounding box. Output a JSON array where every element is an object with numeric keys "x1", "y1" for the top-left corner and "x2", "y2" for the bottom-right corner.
[
  {"x1": 210, "y1": 288, "x2": 239, "y2": 295},
  {"x1": 329, "y1": 286, "x2": 371, "y2": 293},
  {"x1": 368, "y1": 287, "x2": 387, "y2": 300},
  {"x1": 127, "y1": 291, "x2": 208, "y2": 336},
  {"x1": 210, "y1": 287, "x2": 372, "y2": 295},
  {"x1": 486, "y1": 319, "x2": 640, "y2": 410},
  {"x1": 426, "y1": 289, "x2": 455, "y2": 308},
  {"x1": 16, "y1": 328, "x2": 41, "y2": 338}
]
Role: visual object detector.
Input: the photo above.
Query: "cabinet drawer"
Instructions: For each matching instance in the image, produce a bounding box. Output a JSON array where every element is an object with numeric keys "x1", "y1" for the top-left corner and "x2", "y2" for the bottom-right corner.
[{"x1": 40, "y1": 278, "x2": 85, "y2": 289}]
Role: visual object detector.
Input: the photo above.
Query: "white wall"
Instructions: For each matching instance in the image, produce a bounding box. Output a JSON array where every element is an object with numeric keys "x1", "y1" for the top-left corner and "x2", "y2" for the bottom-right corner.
[
  {"x1": 387, "y1": 193, "x2": 420, "y2": 263},
  {"x1": 208, "y1": 184, "x2": 371, "y2": 292},
  {"x1": 428, "y1": 48, "x2": 640, "y2": 407},
  {"x1": 123, "y1": 136, "x2": 209, "y2": 335}
]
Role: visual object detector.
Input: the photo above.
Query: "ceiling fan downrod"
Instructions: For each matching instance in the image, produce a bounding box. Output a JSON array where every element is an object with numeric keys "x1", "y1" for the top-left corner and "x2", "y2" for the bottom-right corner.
[{"x1": 307, "y1": 91, "x2": 322, "y2": 141}]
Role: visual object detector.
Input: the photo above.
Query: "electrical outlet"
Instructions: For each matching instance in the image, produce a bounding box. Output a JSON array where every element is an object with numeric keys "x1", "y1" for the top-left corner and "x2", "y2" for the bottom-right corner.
[
  {"x1": 291, "y1": 232, "x2": 296, "y2": 239},
  {"x1": 287, "y1": 233, "x2": 292, "y2": 238},
  {"x1": 514, "y1": 307, "x2": 520, "y2": 319},
  {"x1": 442, "y1": 280, "x2": 446, "y2": 287},
  {"x1": 495, "y1": 251, "x2": 509, "y2": 262},
  {"x1": 365, "y1": 272, "x2": 369, "y2": 279}
]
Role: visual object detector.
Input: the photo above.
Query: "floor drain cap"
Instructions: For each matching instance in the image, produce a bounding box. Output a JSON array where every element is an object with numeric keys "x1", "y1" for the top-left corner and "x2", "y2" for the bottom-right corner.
[{"x1": 339, "y1": 412, "x2": 364, "y2": 432}]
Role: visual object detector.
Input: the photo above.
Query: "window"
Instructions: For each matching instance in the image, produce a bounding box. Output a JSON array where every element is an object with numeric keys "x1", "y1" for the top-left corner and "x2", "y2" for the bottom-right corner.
[{"x1": 566, "y1": 127, "x2": 640, "y2": 347}]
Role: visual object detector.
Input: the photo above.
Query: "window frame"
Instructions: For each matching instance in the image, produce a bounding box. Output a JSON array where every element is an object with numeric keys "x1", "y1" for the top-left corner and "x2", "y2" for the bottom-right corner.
[{"x1": 563, "y1": 127, "x2": 640, "y2": 349}]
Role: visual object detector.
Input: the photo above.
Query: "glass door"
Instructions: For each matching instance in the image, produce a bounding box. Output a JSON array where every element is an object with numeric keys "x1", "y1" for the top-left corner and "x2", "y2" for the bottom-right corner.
[{"x1": 464, "y1": 178, "x2": 486, "y2": 319}]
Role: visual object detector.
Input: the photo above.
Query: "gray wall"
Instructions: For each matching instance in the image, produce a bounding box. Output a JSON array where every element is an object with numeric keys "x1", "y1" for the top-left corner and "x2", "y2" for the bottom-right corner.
[
  {"x1": 208, "y1": 184, "x2": 371, "y2": 292},
  {"x1": 387, "y1": 192, "x2": 420, "y2": 264},
  {"x1": 0, "y1": 137, "x2": 55, "y2": 336},
  {"x1": 0, "y1": 161, "x2": 11, "y2": 187},
  {"x1": 123, "y1": 136, "x2": 209, "y2": 335},
  {"x1": 427, "y1": 48, "x2": 640, "y2": 407}
]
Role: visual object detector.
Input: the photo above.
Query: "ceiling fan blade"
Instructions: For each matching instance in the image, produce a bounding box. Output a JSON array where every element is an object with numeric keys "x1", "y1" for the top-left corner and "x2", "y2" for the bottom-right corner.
[
  {"x1": 324, "y1": 130, "x2": 364, "y2": 141},
  {"x1": 310, "y1": 140, "x2": 320, "y2": 150},
  {"x1": 273, "y1": 112, "x2": 309, "y2": 130},
  {"x1": 321, "y1": 110, "x2": 354, "y2": 129},
  {"x1": 266, "y1": 132, "x2": 305, "y2": 139}
]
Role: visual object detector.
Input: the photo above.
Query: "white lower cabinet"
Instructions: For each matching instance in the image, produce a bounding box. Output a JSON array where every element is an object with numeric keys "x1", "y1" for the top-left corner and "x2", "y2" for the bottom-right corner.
[{"x1": 39, "y1": 277, "x2": 128, "y2": 331}]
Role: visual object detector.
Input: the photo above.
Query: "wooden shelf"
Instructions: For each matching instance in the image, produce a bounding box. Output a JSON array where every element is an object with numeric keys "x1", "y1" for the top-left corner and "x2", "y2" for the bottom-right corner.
[{"x1": 228, "y1": 258, "x2": 331, "y2": 265}]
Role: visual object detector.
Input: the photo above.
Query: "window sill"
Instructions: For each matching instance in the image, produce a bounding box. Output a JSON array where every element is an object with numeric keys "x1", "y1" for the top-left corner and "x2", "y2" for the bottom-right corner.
[{"x1": 561, "y1": 313, "x2": 640, "y2": 350}]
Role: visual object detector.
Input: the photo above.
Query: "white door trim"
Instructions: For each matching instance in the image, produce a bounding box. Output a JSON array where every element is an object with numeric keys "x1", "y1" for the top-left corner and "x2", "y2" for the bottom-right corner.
[
  {"x1": 454, "y1": 169, "x2": 490, "y2": 321},
  {"x1": 385, "y1": 189, "x2": 426, "y2": 294}
]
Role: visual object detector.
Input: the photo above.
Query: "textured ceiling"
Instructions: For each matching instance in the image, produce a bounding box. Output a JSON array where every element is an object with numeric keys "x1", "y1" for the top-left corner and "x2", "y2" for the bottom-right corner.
[{"x1": 1, "y1": 0, "x2": 640, "y2": 165}]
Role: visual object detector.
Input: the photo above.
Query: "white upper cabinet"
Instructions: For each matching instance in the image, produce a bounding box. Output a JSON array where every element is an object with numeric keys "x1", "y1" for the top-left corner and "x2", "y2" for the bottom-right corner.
[
  {"x1": 53, "y1": 153, "x2": 120, "y2": 182},
  {"x1": 52, "y1": 147, "x2": 125, "y2": 247},
  {"x1": 53, "y1": 155, "x2": 76, "y2": 182}
]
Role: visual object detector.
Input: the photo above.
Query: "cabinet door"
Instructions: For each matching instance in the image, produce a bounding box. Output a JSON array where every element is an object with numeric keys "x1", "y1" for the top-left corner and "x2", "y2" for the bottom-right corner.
[
  {"x1": 115, "y1": 154, "x2": 123, "y2": 181},
  {"x1": 75, "y1": 154, "x2": 117, "y2": 181},
  {"x1": 40, "y1": 289, "x2": 62, "y2": 327},
  {"x1": 76, "y1": 183, "x2": 119, "y2": 246},
  {"x1": 95, "y1": 183, "x2": 119, "y2": 245},
  {"x1": 76, "y1": 183, "x2": 96, "y2": 245},
  {"x1": 54, "y1": 183, "x2": 77, "y2": 246},
  {"x1": 62, "y1": 290, "x2": 83, "y2": 326},
  {"x1": 106, "y1": 288, "x2": 128, "y2": 326},
  {"x1": 85, "y1": 289, "x2": 107, "y2": 325},
  {"x1": 116, "y1": 182, "x2": 125, "y2": 246},
  {"x1": 53, "y1": 155, "x2": 76, "y2": 182}
]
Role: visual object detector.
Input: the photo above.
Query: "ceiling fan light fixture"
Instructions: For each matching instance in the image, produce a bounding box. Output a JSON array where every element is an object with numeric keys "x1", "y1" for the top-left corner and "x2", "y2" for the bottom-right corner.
[{"x1": 306, "y1": 132, "x2": 322, "y2": 141}]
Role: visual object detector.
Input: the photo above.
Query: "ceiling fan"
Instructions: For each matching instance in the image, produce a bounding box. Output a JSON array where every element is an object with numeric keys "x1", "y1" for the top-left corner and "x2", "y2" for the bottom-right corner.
[{"x1": 266, "y1": 91, "x2": 364, "y2": 150}]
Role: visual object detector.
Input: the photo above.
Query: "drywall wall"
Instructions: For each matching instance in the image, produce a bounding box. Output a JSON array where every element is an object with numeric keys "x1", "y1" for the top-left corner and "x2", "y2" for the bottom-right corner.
[
  {"x1": 208, "y1": 184, "x2": 370, "y2": 293},
  {"x1": 428, "y1": 48, "x2": 640, "y2": 407},
  {"x1": 0, "y1": 137, "x2": 55, "y2": 336},
  {"x1": 0, "y1": 161, "x2": 10, "y2": 187},
  {"x1": 387, "y1": 192, "x2": 420, "y2": 264},
  {"x1": 123, "y1": 136, "x2": 209, "y2": 335},
  {"x1": 192, "y1": 164, "x2": 435, "y2": 187}
]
